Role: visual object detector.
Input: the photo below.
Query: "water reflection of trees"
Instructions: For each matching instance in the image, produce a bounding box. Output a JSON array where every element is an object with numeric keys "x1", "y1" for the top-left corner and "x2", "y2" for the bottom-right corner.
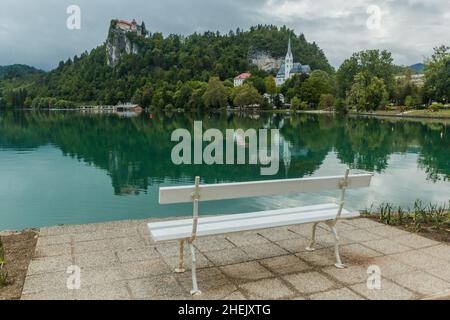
[{"x1": 0, "y1": 110, "x2": 449, "y2": 194}]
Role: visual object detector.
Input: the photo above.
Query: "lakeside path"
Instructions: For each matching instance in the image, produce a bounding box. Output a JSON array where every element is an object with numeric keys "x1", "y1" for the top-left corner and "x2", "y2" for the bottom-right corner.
[{"x1": 20, "y1": 217, "x2": 450, "y2": 300}]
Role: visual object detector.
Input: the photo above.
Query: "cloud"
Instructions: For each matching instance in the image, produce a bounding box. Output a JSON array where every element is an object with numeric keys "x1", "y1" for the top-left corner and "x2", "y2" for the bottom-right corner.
[{"x1": 0, "y1": 0, "x2": 448, "y2": 70}]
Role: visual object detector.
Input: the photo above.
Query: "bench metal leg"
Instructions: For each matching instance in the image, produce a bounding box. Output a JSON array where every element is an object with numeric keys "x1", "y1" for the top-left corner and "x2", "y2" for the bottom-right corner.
[
  {"x1": 306, "y1": 223, "x2": 319, "y2": 252},
  {"x1": 175, "y1": 240, "x2": 186, "y2": 273},
  {"x1": 189, "y1": 242, "x2": 201, "y2": 296},
  {"x1": 326, "y1": 222, "x2": 346, "y2": 269}
]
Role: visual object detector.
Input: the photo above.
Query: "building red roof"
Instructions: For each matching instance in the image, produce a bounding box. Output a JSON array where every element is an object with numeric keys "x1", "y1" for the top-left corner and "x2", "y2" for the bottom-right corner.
[
  {"x1": 116, "y1": 19, "x2": 136, "y2": 27},
  {"x1": 234, "y1": 73, "x2": 252, "y2": 80}
]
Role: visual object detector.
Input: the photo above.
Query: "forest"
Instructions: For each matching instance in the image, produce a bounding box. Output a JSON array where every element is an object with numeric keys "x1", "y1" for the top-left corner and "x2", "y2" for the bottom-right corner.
[{"x1": 0, "y1": 23, "x2": 448, "y2": 112}]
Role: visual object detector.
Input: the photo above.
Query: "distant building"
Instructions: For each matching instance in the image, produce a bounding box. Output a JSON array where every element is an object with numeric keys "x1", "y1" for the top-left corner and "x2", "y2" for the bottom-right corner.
[
  {"x1": 395, "y1": 73, "x2": 425, "y2": 87},
  {"x1": 275, "y1": 38, "x2": 311, "y2": 87},
  {"x1": 114, "y1": 19, "x2": 147, "y2": 36},
  {"x1": 234, "y1": 72, "x2": 252, "y2": 87}
]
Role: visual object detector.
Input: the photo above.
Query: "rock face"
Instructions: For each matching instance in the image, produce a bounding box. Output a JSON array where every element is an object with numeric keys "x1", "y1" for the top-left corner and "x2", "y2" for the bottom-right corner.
[
  {"x1": 106, "y1": 20, "x2": 144, "y2": 67},
  {"x1": 249, "y1": 50, "x2": 283, "y2": 72}
]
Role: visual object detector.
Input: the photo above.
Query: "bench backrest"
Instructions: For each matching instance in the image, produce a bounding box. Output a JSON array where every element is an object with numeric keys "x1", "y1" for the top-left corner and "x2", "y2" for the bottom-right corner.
[{"x1": 159, "y1": 173, "x2": 373, "y2": 205}]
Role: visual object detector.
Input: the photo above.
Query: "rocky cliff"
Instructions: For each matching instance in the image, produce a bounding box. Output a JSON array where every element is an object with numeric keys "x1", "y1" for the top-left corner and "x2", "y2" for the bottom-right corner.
[
  {"x1": 248, "y1": 50, "x2": 283, "y2": 72},
  {"x1": 106, "y1": 21, "x2": 142, "y2": 67}
]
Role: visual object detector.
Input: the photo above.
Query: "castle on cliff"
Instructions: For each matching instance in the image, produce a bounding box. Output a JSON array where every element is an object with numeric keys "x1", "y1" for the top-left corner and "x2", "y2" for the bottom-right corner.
[{"x1": 114, "y1": 19, "x2": 147, "y2": 37}]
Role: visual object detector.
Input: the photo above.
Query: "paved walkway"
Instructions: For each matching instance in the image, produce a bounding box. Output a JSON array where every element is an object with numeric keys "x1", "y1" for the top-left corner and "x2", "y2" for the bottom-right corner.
[{"x1": 21, "y1": 218, "x2": 450, "y2": 300}]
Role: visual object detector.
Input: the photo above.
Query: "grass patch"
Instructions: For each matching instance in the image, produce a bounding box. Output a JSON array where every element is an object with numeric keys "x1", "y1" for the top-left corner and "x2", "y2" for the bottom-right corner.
[
  {"x1": 0, "y1": 236, "x2": 8, "y2": 287},
  {"x1": 362, "y1": 200, "x2": 450, "y2": 242}
]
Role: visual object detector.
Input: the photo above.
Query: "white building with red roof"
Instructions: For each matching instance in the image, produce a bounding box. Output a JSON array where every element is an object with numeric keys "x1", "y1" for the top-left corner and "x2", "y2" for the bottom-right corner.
[{"x1": 234, "y1": 73, "x2": 252, "y2": 87}]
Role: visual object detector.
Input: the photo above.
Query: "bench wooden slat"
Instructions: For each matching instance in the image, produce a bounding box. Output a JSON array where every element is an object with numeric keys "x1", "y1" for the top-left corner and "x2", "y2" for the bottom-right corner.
[
  {"x1": 159, "y1": 174, "x2": 373, "y2": 204},
  {"x1": 148, "y1": 203, "x2": 338, "y2": 230},
  {"x1": 148, "y1": 205, "x2": 359, "y2": 241}
]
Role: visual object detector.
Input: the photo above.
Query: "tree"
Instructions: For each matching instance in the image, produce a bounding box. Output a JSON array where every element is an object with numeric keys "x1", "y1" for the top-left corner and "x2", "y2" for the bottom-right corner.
[
  {"x1": 337, "y1": 50, "x2": 395, "y2": 99},
  {"x1": 299, "y1": 70, "x2": 335, "y2": 107},
  {"x1": 424, "y1": 45, "x2": 450, "y2": 104},
  {"x1": 347, "y1": 72, "x2": 388, "y2": 111},
  {"x1": 264, "y1": 76, "x2": 277, "y2": 96},
  {"x1": 232, "y1": 84, "x2": 263, "y2": 108},
  {"x1": 291, "y1": 96, "x2": 308, "y2": 110},
  {"x1": 318, "y1": 94, "x2": 334, "y2": 110},
  {"x1": 202, "y1": 77, "x2": 228, "y2": 109},
  {"x1": 244, "y1": 76, "x2": 265, "y2": 94}
]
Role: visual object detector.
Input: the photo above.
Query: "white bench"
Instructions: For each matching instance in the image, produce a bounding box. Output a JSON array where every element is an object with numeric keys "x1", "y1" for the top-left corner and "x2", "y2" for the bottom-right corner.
[{"x1": 148, "y1": 169, "x2": 373, "y2": 295}]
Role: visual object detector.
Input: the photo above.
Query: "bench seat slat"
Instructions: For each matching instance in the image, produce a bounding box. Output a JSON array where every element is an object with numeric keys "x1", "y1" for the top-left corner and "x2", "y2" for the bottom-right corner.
[
  {"x1": 148, "y1": 203, "x2": 338, "y2": 230},
  {"x1": 148, "y1": 206, "x2": 359, "y2": 242},
  {"x1": 159, "y1": 174, "x2": 373, "y2": 204}
]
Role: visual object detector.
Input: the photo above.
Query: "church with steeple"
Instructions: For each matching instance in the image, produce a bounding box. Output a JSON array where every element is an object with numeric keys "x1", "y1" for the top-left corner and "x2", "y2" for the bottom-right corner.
[{"x1": 275, "y1": 38, "x2": 311, "y2": 86}]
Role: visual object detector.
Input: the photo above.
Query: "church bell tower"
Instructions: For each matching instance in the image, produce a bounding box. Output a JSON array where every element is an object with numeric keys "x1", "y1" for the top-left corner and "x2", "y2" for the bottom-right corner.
[{"x1": 285, "y1": 37, "x2": 294, "y2": 80}]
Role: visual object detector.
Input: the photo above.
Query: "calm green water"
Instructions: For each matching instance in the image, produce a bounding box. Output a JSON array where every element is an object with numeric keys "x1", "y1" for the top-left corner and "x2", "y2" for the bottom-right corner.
[{"x1": 0, "y1": 110, "x2": 449, "y2": 230}]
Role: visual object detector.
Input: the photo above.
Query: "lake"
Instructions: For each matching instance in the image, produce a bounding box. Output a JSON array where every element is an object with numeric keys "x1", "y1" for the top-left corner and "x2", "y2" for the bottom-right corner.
[{"x1": 0, "y1": 110, "x2": 449, "y2": 231}]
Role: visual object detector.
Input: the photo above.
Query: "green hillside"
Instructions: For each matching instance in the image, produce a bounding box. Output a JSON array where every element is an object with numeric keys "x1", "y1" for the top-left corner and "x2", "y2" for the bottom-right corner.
[{"x1": 0, "y1": 24, "x2": 333, "y2": 108}]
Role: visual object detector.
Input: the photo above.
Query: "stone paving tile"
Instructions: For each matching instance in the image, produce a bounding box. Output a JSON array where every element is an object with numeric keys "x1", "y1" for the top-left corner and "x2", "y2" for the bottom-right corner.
[
  {"x1": 350, "y1": 279, "x2": 417, "y2": 300},
  {"x1": 220, "y1": 261, "x2": 273, "y2": 282},
  {"x1": 120, "y1": 259, "x2": 173, "y2": 280},
  {"x1": 393, "y1": 234, "x2": 441, "y2": 249},
  {"x1": 73, "y1": 250, "x2": 118, "y2": 268},
  {"x1": 297, "y1": 248, "x2": 337, "y2": 268},
  {"x1": 259, "y1": 255, "x2": 311, "y2": 275},
  {"x1": 128, "y1": 275, "x2": 186, "y2": 299},
  {"x1": 240, "y1": 278, "x2": 294, "y2": 300},
  {"x1": 389, "y1": 271, "x2": 450, "y2": 296},
  {"x1": 240, "y1": 243, "x2": 288, "y2": 260},
  {"x1": 340, "y1": 244, "x2": 384, "y2": 263},
  {"x1": 283, "y1": 271, "x2": 336, "y2": 294},
  {"x1": 369, "y1": 226, "x2": 411, "y2": 238},
  {"x1": 109, "y1": 236, "x2": 147, "y2": 250},
  {"x1": 333, "y1": 221, "x2": 362, "y2": 232},
  {"x1": 155, "y1": 241, "x2": 191, "y2": 257},
  {"x1": 339, "y1": 229, "x2": 382, "y2": 242},
  {"x1": 416, "y1": 245, "x2": 450, "y2": 262},
  {"x1": 37, "y1": 234, "x2": 72, "y2": 247},
  {"x1": 275, "y1": 237, "x2": 312, "y2": 254},
  {"x1": 34, "y1": 243, "x2": 71, "y2": 258},
  {"x1": 362, "y1": 256, "x2": 416, "y2": 277},
  {"x1": 344, "y1": 218, "x2": 385, "y2": 230},
  {"x1": 73, "y1": 239, "x2": 110, "y2": 254},
  {"x1": 361, "y1": 239, "x2": 412, "y2": 255},
  {"x1": 162, "y1": 251, "x2": 214, "y2": 271},
  {"x1": 288, "y1": 223, "x2": 327, "y2": 237},
  {"x1": 314, "y1": 233, "x2": 355, "y2": 247},
  {"x1": 176, "y1": 267, "x2": 239, "y2": 300},
  {"x1": 322, "y1": 265, "x2": 370, "y2": 285},
  {"x1": 71, "y1": 231, "x2": 109, "y2": 243},
  {"x1": 194, "y1": 236, "x2": 235, "y2": 252},
  {"x1": 258, "y1": 227, "x2": 301, "y2": 242},
  {"x1": 75, "y1": 282, "x2": 132, "y2": 300},
  {"x1": 116, "y1": 247, "x2": 160, "y2": 263},
  {"x1": 427, "y1": 265, "x2": 450, "y2": 283},
  {"x1": 309, "y1": 288, "x2": 365, "y2": 300},
  {"x1": 27, "y1": 255, "x2": 73, "y2": 275},
  {"x1": 390, "y1": 250, "x2": 448, "y2": 270},
  {"x1": 22, "y1": 271, "x2": 68, "y2": 295},
  {"x1": 39, "y1": 224, "x2": 98, "y2": 237},
  {"x1": 226, "y1": 231, "x2": 271, "y2": 247},
  {"x1": 221, "y1": 291, "x2": 247, "y2": 300},
  {"x1": 21, "y1": 289, "x2": 75, "y2": 300},
  {"x1": 203, "y1": 247, "x2": 251, "y2": 266},
  {"x1": 79, "y1": 266, "x2": 124, "y2": 287}
]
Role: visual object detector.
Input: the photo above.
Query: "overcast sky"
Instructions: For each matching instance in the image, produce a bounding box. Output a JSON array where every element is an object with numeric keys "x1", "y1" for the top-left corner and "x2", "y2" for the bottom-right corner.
[{"x1": 0, "y1": 0, "x2": 449, "y2": 71}]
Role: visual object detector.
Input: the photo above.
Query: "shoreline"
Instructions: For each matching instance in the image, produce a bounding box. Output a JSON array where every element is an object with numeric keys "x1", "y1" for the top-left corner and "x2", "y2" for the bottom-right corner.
[{"x1": 3, "y1": 107, "x2": 450, "y2": 121}]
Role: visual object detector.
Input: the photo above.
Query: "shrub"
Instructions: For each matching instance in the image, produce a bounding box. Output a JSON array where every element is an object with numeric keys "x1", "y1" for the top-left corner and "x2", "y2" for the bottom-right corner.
[
  {"x1": 334, "y1": 98, "x2": 348, "y2": 115},
  {"x1": 318, "y1": 94, "x2": 335, "y2": 110}
]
